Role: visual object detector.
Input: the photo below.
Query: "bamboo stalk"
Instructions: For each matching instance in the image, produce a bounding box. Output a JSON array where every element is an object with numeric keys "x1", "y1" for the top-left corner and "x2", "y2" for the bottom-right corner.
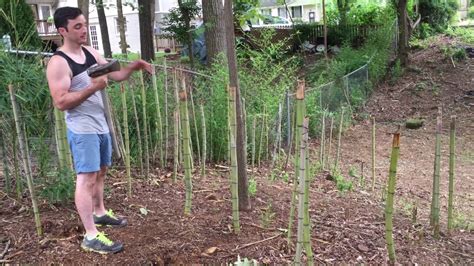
[
  {"x1": 327, "y1": 116, "x2": 334, "y2": 168},
  {"x1": 371, "y1": 116, "x2": 376, "y2": 192},
  {"x1": 265, "y1": 111, "x2": 270, "y2": 161},
  {"x1": 173, "y1": 109, "x2": 179, "y2": 183},
  {"x1": 447, "y1": 115, "x2": 456, "y2": 232},
  {"x1": 8, "y1": 84, "x2": 42, "y2": 236},
  {"x1": 258, "y1": 108, "x2": 266, "y2": 167},
  {"x1": 121, "y1": 84, "x2": 132, "y2": 197},
  {"x1": 130, "y1": 83, "x2": 144, "y2": 176},
  {"x1": 295, "y1": 118, "x2": 309, "y2": 265},
  {"x1": 101, "y1": 90, "x2": 121, "y2": 159},
  {"x1": 189, "y1": 87, "x2": 201, "y2": 165},
  {"x1": 242, "y1": 98, "x2": 248, "y2": 166},
  {"x1": 303, "y1": 121, "x2": 313, "y2": 264},
  {"x1": 182, "y1": 78, "x2": 194, "y2": 171},
  {"x1": 319, "y1": 112, "x2": 326, "y2": 169},
  {"x1": 228, "y1": 86, "x2": 240, "y2": 234},
  {"x1": 0, "y1": 131, "x2": 11, "y2": 193},
  {"x1": 334, "y1": 108, "x2": 345, "y2": 171},
  {"x1": 139, "y1": 72, "x2": 150, "y2": 178},
  {"x1": 112, "y1": 101, "x2": 126, "y2": 163},
  {"x1": 179, "y1": 90, "x2": 193, "y2": 215},
  {"x1": 53, "y1": 108, "x2": 67, "y2": 169},
  {"x1": 288, "y1": 80, "x2": 305, "y2": 246},
  {"x1": 251, "y1": 116, "x2": 256, "y2": 170},
  {"x1": 164, "y1": 59, "x2": 169, "y2": 164},
  {"x1": 12, "y1": 134, "x2": 22, "y2": 199},
  {"x1": 200, "y1": 104, "x2": 206, "y2": 177},
  {"x1": 272, "y1": 103, "x2": 283, "y2": 168},
  {"x1": 385, "y1": 133, "x2": 400, "y2": 264},
  {"x1": 430, "y1": 107, "x2": 442, "y2": 239},
  {"x1": 151, "y1": 64, "x2": 164, "y2": 168}
]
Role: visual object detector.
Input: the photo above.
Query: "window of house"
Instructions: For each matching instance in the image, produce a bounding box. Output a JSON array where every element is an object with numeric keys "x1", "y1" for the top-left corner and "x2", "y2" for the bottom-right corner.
[
  {"x1": 278, "y1": 7, "x2": 287, "y2": 18},
  {"x1": 90, "y1": 25, "x2": 100, "y2": 50},
  {"x1": 115, "y1": 17, "x2": 127, "y2": 35},
  {"x1": 38, "y1": 4, "x2": 52, "y2": 20},
  {"x1": 261, "y1": 9, "x2": 272, "y2": 16},
  {"x1": 291, "y1": 6, "x2": 302, "y2": 18}
]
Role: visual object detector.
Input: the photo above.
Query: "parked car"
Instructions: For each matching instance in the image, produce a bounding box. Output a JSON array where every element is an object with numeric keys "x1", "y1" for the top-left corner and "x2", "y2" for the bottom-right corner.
[{"x1": 262, "y1": 15, "x2": 291, "y2": 25}]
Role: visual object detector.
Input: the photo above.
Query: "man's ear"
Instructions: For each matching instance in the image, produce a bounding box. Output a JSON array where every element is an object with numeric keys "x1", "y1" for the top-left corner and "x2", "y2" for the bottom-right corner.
[{"x1": 58, "y1": 27, "x2": 68, "y2": 36}]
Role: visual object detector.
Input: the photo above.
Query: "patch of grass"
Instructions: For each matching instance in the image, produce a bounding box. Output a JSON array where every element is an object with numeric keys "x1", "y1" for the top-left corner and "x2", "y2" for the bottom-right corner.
[
  {"x1": 445, "y1": 26, "x2": 474, "y2": 44},
  {"x1": 331, "y1": 169, "x2": 353, "y2": 192},
  {"x1": 441, "y1": 45, "x2": 467, "y2": 62},
  {"x1": 452, "y1": 211, "x2": 474, "y2": 231}
]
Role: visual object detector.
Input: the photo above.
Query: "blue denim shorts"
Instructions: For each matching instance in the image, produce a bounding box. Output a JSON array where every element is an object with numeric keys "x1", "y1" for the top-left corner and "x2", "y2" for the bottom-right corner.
[{"x1": 67, "y1": 129, "x2": 112, "y2": 174}]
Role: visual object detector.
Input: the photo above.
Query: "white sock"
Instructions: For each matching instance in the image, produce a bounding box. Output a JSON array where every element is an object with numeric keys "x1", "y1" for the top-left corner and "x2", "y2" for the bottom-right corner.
[{"x1": 86, "y1": 233, "x2": 98, "y2": 240}]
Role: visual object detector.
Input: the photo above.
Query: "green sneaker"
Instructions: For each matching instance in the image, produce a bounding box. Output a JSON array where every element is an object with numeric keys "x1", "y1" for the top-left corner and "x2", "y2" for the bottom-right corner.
[
  {"x1": 94, "y1": 209, "x2": 128, "y2": 227},
  {"x1": 81, "y1": 232, "x2": 123, "y2": 254}
]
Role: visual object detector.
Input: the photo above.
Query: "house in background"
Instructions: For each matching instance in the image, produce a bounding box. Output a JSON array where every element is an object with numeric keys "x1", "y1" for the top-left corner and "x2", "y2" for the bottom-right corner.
[{"x1": 257, "y1": 0, "x2": 323, "y2": 25}]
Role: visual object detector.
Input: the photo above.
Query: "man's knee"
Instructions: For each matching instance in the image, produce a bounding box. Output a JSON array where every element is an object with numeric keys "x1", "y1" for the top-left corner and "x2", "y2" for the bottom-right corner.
[{"x1": 76, "y1": 172, "x2": 99, "y2": 190}]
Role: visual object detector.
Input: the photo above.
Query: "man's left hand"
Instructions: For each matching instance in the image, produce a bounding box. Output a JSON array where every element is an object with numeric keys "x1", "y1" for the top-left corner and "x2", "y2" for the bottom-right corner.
[{"x1": 129, "y1": 59, "x2": 152, "y2": 74}]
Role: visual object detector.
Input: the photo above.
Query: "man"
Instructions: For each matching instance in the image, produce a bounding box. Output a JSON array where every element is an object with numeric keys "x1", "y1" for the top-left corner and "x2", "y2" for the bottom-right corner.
[{"x1": 46, "y1": 7, "x2": 151, "y2": 254}]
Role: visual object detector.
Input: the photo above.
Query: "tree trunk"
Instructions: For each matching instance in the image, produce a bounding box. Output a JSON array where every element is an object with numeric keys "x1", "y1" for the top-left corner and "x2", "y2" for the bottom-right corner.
[
  {"x1": 138, "y1": 0, "x2": 155, "y2": 62},
  {"x1": 202, "y1": 0, "x2": 226, "y2": 64},
  {"x1": 96, "y1": 0, "x2": 112, "y2": 58},
  {"x1": 116, "y1": 0, "x2": 128, "y2": 56},
  {"x1": 178, "y1": 0, "x2": 195, "y2": 68},
  {"x1": 77, "y1": 0, "x2": 90, "y2": 45},
  {"x1": 224, "y1": 0, "x2": 251, "y2": 211},
  {"x1": 398, "y1": 0, "x2": 409, "y2": 66}
]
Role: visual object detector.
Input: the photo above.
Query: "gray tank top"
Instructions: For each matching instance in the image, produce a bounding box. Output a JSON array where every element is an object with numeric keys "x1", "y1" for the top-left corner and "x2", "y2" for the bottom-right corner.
[{"x1": 53, "y1": 47, "x2": 109, "y2": 134}]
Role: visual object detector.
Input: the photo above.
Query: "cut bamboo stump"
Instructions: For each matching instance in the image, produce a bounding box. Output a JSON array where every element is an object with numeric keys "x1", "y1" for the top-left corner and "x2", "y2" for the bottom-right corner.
[
  {"x1": 228, "y1": 86, "x2": 240, "y2": 234},
  {"x1": 430, "y1": 107, "x2": 442, "y2": 239},
  {"x1": 447, "y1": 116, "x2": 456, "y2": 232},
  {"x1": 385, "y1": 132, "x2": 400, "y2": 264},
  {"x1": 179, "y1": 90, "x2": 193, "y2": 215}
]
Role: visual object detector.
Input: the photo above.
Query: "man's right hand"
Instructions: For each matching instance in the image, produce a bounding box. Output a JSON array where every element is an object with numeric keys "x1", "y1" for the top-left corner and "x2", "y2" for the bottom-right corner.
[{"x1": 91, "y1": 75, "x2": 108, "y2": 91}]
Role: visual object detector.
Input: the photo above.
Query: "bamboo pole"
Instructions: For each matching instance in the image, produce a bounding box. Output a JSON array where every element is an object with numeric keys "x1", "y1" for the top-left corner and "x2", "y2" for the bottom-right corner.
[
  {"x1": 258, "y1": 108, "x2": 266, "y2": 167},
  {"x1": 179, "y1": 90, "x2": 193, "y2": 215},
  {"x1": 371, "y1": 116, "x2": 376, "y2": 192},
  {"x1": 139, "y1": 71, "x2": 150, "y2": 178},
  {"x1": 385, "y1": 133, "x2": 400, "y2": 264},
  {"x1": 295, "y1": 118, "x2": 309, "y2": 265},
  {"x1": 334, "y1": 108, "x2": 345, "y2": 171},
  {"x1": 319, "y1": 112, "x2": 326, "y2": 169},
  {"x1": 181, "y1": 77, "x2": 194, "y2": 171},
  {"x1": 130, "y1": 82, "x2": 144, "y2": 176},
  {"x1": 8, "y1": 84, "x2": 42, "y2": 236},
  {"x1": 12, "y1": 134, "x2": 22, "y2": 199},
  {"x1": 430, "y1": 107, "x2": 442, "y2": 239},
  {"x1": 53, "y1": 108, "x2": 67, "y2": 169},
  {"x1": 0, "y1": 131, "x2": 11, "y2": 193},
  {"x1": 164, "y1": 59, "x2": 169, "y2": 164},
  {"x1": 251, "y1": 116, "x2": 256, "y2": 170},
  {"x1": 228, "y1": 86, "x2": 240, "y2": 234},
  {"x1": 57, "y1": 110, "x2": 72, "y2": 170},
  {"x1": 272, "y1": 102, "x2": 283, "y2": 168},
  {"x1": 327, "y1": 116, "x2": 334, "y2": 168},
  {"x1": 447, "y1": 116, "x2": 456, "y2": 232},
  {"x1": 189, "y1": 87, "x2": 201, "y2": 165},
  {"x1": 200, "y1": 104, "x2": 206, "y2": 177},
  {"x1": 265, "y1": 111, "x2": 270, "y2": 161},
  {"x1": 303, "y1": 121, "x2": 313, "y2": 265},
  {"x1": 288, "y1": 80, "x2": 305, "y2": 246},
  {"x1": 151, "y1": 64, "x2": 164, "y2": 168},
  {"x1": 173, "y1": 109, "x2": 179, "y2": 183},
  {"x1": 121, "y1": 84, "x2": 132, "y2": 197}
]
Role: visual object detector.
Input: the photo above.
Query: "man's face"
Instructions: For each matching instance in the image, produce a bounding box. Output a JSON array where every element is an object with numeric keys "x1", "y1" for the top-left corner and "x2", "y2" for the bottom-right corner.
[{"x1": 58, "y1": 14, "x2": 88, "y2": 45}]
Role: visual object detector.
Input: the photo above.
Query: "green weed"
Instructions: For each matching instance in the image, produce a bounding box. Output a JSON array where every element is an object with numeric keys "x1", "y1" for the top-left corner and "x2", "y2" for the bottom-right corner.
[
  {"x1": 39, "y1": 168, "x2": 75, "y2": 204},
  {"x1": 248, "y1": 178, "x2": 257, "y2": 197}
]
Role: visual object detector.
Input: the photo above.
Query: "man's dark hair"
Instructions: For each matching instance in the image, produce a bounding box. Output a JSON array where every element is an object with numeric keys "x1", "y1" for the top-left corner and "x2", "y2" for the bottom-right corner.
[{"x1": 54, "y1": 7, "x2": 83, "y2": 30}]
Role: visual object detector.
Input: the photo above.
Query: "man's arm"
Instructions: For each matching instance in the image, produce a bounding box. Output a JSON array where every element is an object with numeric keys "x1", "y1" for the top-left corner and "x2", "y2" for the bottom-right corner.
[
  {"x1": 47, "y1": 56, "x2": 107, "y2": 111},
  {"x1": 84, "y1": 46, "x2": 151, "y2": 82}
]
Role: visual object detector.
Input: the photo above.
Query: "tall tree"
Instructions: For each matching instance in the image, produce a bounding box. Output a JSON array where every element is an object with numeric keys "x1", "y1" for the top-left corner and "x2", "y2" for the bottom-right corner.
[
  {"x1": 224, "y1": 0, "x2": 251, "y2": 211},
  {"x1": 138, "y1": 0, "x2": 155, "y2": 62},
  {"x1": 397, "y1": 0, "x2": 409, "y2": 66},
  {"x1": 202, "y1": 0, "x2": 226, "y2": 64},
  {"x1": 95, "y1": 0, "x2": 112, "y2": 58},
  {"x1": 77, "y1": 0, "x2": 89, "y2": 45},
  {"x1": 177, "y1": 0, "x2": 196, "y2": 68},
  {"x1": 116, "y1": 0, "x2": 127, "y2": 56}
]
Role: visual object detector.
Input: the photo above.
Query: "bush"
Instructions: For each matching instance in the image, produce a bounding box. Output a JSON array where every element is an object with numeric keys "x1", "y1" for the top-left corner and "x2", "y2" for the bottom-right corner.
[
  {"x1": 418, "y1": 0, "x2": 458, "y2": 33},
  {"x1": 0, "y1": 0, "x2": 42, "y2": 49},
  {"x1": 469, "y1": 6, "x2": 474, "y2": 19}
]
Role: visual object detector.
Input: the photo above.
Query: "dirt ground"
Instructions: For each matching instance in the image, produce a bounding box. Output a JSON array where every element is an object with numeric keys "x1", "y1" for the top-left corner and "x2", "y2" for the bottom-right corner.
[{"x1": 0, "y1": 36, "x2": 473, "y2": 264}]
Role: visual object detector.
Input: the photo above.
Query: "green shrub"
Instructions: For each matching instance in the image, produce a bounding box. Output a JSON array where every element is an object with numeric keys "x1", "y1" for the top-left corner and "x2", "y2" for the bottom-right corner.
[
  {"x1": 418, "y1": 0, "x2": 458, "y2": 33},
  {"x1": 0, "y1": 0, "x2": 42, "y2": 49},
  {"x1": 469, "y1": 6, "x2": 474, "y2": 19}
]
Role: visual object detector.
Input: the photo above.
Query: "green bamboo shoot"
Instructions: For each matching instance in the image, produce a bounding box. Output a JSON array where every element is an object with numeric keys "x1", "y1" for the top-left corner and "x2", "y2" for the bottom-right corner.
[
  {"x1": 8, "y1": 84, "x2": 42, "y2": 236},
  {"x1": 173, "y1": 109, "x2": 179, "y2": 183},
  {"x1": 130, "y1": 82, "x2": 144, "y2": 176},
  {"x1": 251, "y1": 116, "x2": 256, "y2": 169},
  {"x1": 53, "y1": 108, "x2": 67, "y2": 169},
  {"x1": 121, "y1": 84, "x2": 132, "y2": 197},
  {"x1": 295, "y1": 118, "x2": 309, "y2": 265},
  {"x1": 228, "y1": 86, "x2": 240, "y2": 234},
  {"x1": 371, "y1": 116, "x2": 376, "y2": 192},
  {"x1": 327, "y1": 116, "x2": 334, "y2": 168},
  {"x1": 200, "y1": 104, "x2": 206, "y2": 177},
  {"x1": 151, "y1": 64, "x2": 164, "y2": 168},
  {"x1": 385, "y1": 133, "x2": 400, "y2": 264},
  {"x1": 164, "y1": 59, "x2": 169, "y2": 164},
  {"x1": 272, "y1": 103, "x2": 283, "y2": 168},
  {"x1": 447, "y1": 116, "x2": 456, "y2": 232},
  {"x1": 179, "y1": 90, "x2": 193, "y2": 214},
  {"x1": 139, "y1": 72, "x2": 150, "y2": 178},
  {"x1": 334, "y1": 108, "x2": 345, "y2": 171},
  {"x1": 189, "y1": 88, "x2": 201, "y2": 165}
]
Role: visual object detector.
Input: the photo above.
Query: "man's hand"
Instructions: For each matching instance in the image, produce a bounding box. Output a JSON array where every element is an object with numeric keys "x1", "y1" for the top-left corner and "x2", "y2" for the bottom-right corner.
[
  {"x1": 129, "y1": 59, "x2": 152, "y2": 74},
  {"x1": 90, "y1": 75, "x2": 108, "y2": 91}
]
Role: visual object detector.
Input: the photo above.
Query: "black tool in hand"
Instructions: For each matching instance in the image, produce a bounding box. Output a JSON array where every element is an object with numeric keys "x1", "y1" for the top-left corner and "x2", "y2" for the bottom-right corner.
[{"x1": 87, "y1": 59, "x2": 121, "y2": 78}]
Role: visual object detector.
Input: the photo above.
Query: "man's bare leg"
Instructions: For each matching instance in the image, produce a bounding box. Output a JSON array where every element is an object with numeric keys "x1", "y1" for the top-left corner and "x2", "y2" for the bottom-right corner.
[
  {"x1": 75, "y1": 172, "x2": 99, "y2": 237},
  {"x1": 93, "y1": 166, "x2": 107, "y2": 216}
]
